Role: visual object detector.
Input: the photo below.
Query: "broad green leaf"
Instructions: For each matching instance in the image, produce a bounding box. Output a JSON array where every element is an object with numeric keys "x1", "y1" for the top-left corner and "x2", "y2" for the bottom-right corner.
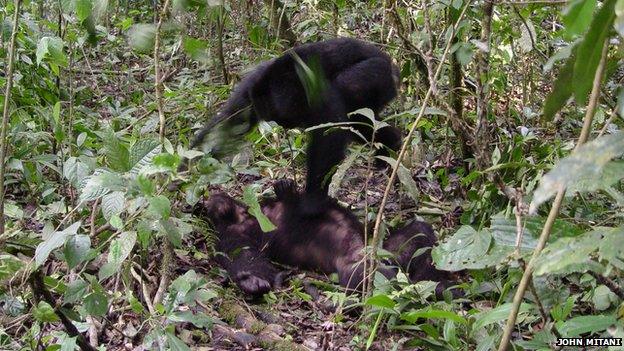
[
  {"x1": 4, "y1": 202, "x2": 23, "y2": 219},
  {"x1": 84, "y1": 292, "x2": 108, "y2": 316},
  {"x1": 166, "y1": 332, "x2": 191, "y2": 351},
  {"x1": 35, "y1": 221, "x2": 81, "y2": 267},
  {"x1": 365, "y1": 294, "x2": 395, "y2": 309},
  {"x1": 183, "y1": 36, "x2": 210, "y2": 64},
  {"x1": 129, "y1": 139, "x2": 161, "y2": 175},
  {"x1": 534, "y1": 230, "x2": 604, "y2": 276},
  {"x1": 148, "y1": 195, "x2": 171, "y2": 220},
  {"x1": 36, "y1": 37, "x2": 67, "y2": 67},
  {"x1": 64, "y1": 279, "x2": 88, "y2": 304},
  {"x1": 59, "y1": 335, "x2": 77, "y2": 351},
  {"x1": 99, "y1": 231, "x2": 136, "y2": 280},
  {"x1": 53, "y1": 101, "x2": 61, "y2": 124},
  {"x1": 598, "y1": 226, "x2": 624, "y2": 269},
  {"x1": 110, "y1": 214, "x2": 123, "y2": 230},
  {"x1": 431, "y1": 226, "x2": 493, "y2": 270},
  {"x1": 558, "y1": 315, "x2": 617, "y2": 336},
  {"x1": 242, "y1": 186, "x2": 277, "y2": 232},
  {"x1": 160, "y1": 219, "x2": 182, "y2": 247},
  {"x1": 64, "y1": 157, "x2": 90, "y2": 187},
  {"x1": 543, "y1": 51, "x2": 576, "y2": 120},
  {"x1": 63, "y1": 234, "x2": 91, "y2": 269},
  {"x1": 168, "y1": 311, "x2": 212, "y2": 328},
  {"x1": 103, "y1": 130, "x2": 130, "y2": 172},
  {"x1": 128, "y1": 24, "x2": 156, "y2": 52},
  {"x1": 75, "y1": 0, "x2": 93, "y2": 21},
  {"x1": 472, "y1": 303, "x2": 533, "y2": 335},
  {"x1": 101, "y1": 191, "x2": 125, "y2": 220},
  {"x1": 0, "y1": 254, "x2": 25, "y2": 281},
  {"x1": 563, "y1": 0, "x2": 597, "y2": 36},
  {"x1": 401, "y1": 309, "x2": 467, "y2": 324},
  {"x1": 79, "y1": 170, "x2": 125, "y2": 203},
  {"x1": 573, "y1": 0, "x2": 616, "y2": 105},
  {"x1": 531, "y1": 133, "x2": 624, "y2": 212},
  {"x1": 34, "y1": 301, "x2": 59, "y2": 322}
]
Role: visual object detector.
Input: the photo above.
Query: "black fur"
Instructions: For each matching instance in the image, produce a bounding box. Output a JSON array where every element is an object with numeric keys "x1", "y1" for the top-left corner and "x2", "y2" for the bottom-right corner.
[
  {"x1": 195, "y1": 180, "x2": 456, "y2": 297},
  {"x1": 192, "y1": 38, "x2": 402, "y2": 197}
]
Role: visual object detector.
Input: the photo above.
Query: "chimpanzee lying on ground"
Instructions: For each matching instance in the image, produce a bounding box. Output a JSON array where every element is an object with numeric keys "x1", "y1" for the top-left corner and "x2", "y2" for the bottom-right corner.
[
  {"x1": 190, "y1": 38, "x2": 402, "y2": 201},
  {"x1": 194, "y1": 180, "x2": 457, "y2": 298}
]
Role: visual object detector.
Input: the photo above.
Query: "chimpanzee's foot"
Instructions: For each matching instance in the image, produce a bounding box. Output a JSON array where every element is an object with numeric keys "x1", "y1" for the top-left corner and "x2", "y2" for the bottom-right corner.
[{"x1": 234, "y1": 271, "x2": 272, "y2": 296}]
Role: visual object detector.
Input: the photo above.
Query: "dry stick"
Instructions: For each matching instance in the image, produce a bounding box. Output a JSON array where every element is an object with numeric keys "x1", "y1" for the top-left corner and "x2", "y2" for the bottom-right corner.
[
  {"x1": 0, "y1": 0, "x2": 21, "y2": 238},
  {"x1": 497, "y1": 40, "x2": 610, "y2": 351},
  {"x1": 152, "y1": 0, "x2": 175, "y2": 309},
  {"x1": 154, "y1": 0, "x2": 171, "y2": 142},
  {"x1": 368, "y1": 0, "x2": 472, "y2": 293},
  {"x1": 30, "y1": 270, "x2": 97, "y2": 351},
  {"x1": 474, "y1": 0, "x2": 494, "y2": 170}
]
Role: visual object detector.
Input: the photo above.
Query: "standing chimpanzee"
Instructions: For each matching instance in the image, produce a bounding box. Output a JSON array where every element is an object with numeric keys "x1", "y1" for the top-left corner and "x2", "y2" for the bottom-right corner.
[
  {"x1": 191, "y1": 38, "x2": 402, "y2": 204},
  {"x1": 194, "y1": 180, "x2": 457, "y2": 297}
]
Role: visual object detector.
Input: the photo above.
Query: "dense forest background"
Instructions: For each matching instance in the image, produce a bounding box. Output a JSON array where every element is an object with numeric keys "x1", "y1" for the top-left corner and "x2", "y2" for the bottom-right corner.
[{"x1": 1, "y1": 0, "x2": 623, "y2": 350}]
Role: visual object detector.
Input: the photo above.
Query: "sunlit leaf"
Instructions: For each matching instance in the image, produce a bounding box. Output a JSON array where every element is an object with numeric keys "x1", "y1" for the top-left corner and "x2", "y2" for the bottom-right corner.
[
  {"x1": 558, "y1": 315, "x2": 617, "y2": 336},
  {"x1": 99, "y1": 231, "x2": 136, "y2": 280},
  {"x1": 573, "y1": 0, "x2": 616, "y2": 105},
  {"x1": 530, "y1": 133, "x2": 624, "y2": 212},
  {"x1": 35, "y1": 222, "x2": 81, "y2": 267},
  {"x1": 563, "y1": 0, "x2": 597, "y2": 36}
]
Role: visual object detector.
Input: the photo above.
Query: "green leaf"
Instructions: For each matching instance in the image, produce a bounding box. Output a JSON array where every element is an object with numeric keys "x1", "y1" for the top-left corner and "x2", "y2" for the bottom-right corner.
[
  {"x1": 0, "y1": 254, "x2": 25, "y2": 281},
  {"x1": 168, "y1": 311, "x2": 212, "y2": 328},
  {"x1": 79, "y1": 169, "x2": 126, "y2": 203},
  {"x1": 160, "y1": 219, "x2": 182, "y2": 247},
  {"x1": 573, "y1": 0, "x2": 616, "y2": 105},
  {"x1": 103, "y1": 130, "x2": 130, "y2": 172},
  {"x1": 401, "y1": 309, "x2": 467, "y2": 324},
  {"x1": 64, "y1": 279, "x2": 88, "y2": 304},
  {"x1": 75, "y1": 0, "x2": 93, "y2": 21},
  {"x1": 558, "y1": 315, "x2": 617, "y2": 336},
  {"x1": 63, "y1": 234, "x2": 91, "y2": 269},
  {"x1": 472, "y1": 303, "x2": 533, "y2": 335},
  {"x1": 99, "y1": 231, "x2": 136, "y2": 280},
  {"x1": 36, "y1": 37, "x2": 67, "y2": 67},
  {"x1": 84, "y1": 292, "x2": 108, "y2": 316},
  {"x1": 64, "y1": 157, "x2": 90, "y2": 187},
  {"x1": 531, "y1": 133, "x2": 624, "y2": 212},
  {"x1": 110, "y1": 214, "x2": 123, "y2": 230},
  {"x1": 128, "y1": 24, "x2": 156, "y2": 52},
  {"x1": 129, "y1": 139, "x2": 161, "y2": 175},
  {"x1": 543, "y1": 51, "x2": 576, "y2": 120},
  {"x1": 534, "y1": 230, "x2": 604, "y2": 276},
  {"x1": 598, "y1": 226, "x2": 624, "y2": 269},
  {"x1": 563, "y1": 0, "x2": 597, "y2": 36},
  {"x1": 34, "y1": 301, "x2": 60, "y2": 322},
  {"x1": 35, "y1": 221, "x2": 81, "y2": 267},
  {"x1": 166, "y1": 332, "x2": 191, "y2": 351},
  {"x1": 242, "y1": 187, "x2": 276, "y2": 232},
  {"x1": 101, "y1": 191, "x2": 125, "y2": 220},
  {"x1": 148, "y1": 195, "x2": 171, "y2": 220},
  {"x1": 183, "y1": 36, "x2": 210, "y2": 63},
  {"x1": 53, "y1": 101, "x2": 61, "y2": 124},
  {"x1": 365, "y1": 294, "x2": 395, "y2": 309},
  {"x1": 59, "y1": 335, "x2": 77, "y2": 351}
]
